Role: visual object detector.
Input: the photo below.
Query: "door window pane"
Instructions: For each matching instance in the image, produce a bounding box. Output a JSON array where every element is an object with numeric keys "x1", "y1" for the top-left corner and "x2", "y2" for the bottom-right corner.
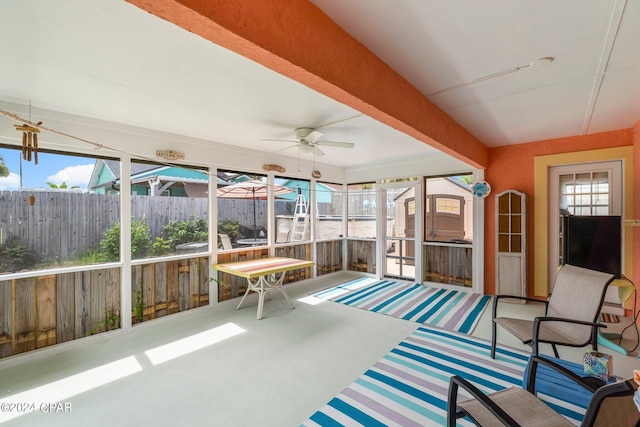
[{"x1": 557, "y1": 170, "x2": 611, "y2": 266}]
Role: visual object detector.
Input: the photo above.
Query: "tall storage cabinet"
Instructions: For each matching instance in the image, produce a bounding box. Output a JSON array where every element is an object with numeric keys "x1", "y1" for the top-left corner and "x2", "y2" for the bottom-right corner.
[{"x1": 496, "y1": 190, "x2": 527, "y2": 298}]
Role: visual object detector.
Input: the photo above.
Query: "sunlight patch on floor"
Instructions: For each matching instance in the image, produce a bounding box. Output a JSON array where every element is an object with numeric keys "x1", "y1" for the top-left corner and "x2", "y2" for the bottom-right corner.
[
  {"x1": 0, "y1": 356, "x2": 142, "y2": 423},
  {"x1": 144, "y1": 322, "x2": 245, "y2": 365},
  {"x1": 297, "y1": 296, "x2": 326, "y2": 306}
]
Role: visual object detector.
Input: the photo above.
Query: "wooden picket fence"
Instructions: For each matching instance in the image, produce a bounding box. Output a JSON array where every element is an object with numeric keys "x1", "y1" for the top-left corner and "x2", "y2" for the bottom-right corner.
[
  {"x1": 0, "y1": 255, "x2": 210, "y2": 359},
  {"x1": 424, "y1": 244, "x2": 473, "y2": 287}
]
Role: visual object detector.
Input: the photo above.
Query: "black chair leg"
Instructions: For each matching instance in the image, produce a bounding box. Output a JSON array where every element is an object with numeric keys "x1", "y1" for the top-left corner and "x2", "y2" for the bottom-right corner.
[
  {"x1": 491, "y1": 320, "x2": 497, "y2": 359},
  {"x1": 552, "y1": 344, "x2": 559, "y2": 358}
]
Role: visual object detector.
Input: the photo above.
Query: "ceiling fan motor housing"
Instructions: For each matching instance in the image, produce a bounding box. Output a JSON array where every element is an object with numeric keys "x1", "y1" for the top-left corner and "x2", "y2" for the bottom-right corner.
[{"x1": 295, "y1": 127, "x2": 322, "y2": 143}]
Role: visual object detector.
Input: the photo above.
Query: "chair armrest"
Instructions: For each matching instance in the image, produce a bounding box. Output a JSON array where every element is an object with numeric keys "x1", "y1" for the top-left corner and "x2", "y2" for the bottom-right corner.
[
  {"x1": 531, "y1": 316, "x2": 607, "y2": 355},
  {"x1": 492, "y1": 295, "x2": 549, "y2": 320},
  {"x1": 447, "y1": 376, "x2": 520, "y2": 427},
  {"x1": 532, "y1": 316, "x2": 607, "y2": 333},
  {"x1": 525, "y1": 355, "x2": 604, "y2": 395}
]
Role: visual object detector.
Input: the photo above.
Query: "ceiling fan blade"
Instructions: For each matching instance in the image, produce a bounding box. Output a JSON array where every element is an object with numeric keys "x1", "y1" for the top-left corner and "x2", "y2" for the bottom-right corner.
[
  {"x1": 260, "y1": 138, "x2": 298, "y2": 143},
  {"x1": 272, "y1": 144, "x2": 298, "y2": 154},
  {"x1": 315, "y1": 140, "x2": 355, "y2": 149},
  {"x1": 305, "y1": 130, "x2": 324, "y2": 143},
  {"x1": 312, "y1": 145, "x2": 325, "y2": 157}
]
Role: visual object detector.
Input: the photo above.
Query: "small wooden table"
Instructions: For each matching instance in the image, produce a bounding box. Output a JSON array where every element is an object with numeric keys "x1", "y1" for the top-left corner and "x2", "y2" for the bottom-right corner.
[{"x1": 212, "y1": 257, "x2": 314, "y2": 319}]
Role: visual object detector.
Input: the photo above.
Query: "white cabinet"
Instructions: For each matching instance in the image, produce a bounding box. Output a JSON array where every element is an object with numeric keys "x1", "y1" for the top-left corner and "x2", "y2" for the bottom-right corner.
[{"x1": 496, "y1": 190, "x2": 526, "y2": 298}]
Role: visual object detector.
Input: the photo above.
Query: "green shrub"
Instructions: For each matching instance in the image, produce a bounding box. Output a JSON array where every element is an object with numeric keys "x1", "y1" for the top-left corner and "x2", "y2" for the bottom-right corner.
[
  {"x1": 88, "y1": 308, "x2": 120, "y2": 335},
  {"x1": 75, "y1": 249, "x2": 108, "y2": 265},
  {"x1": 161, "y1": 216, "x2": 208, "y2": 250},
  {"x1": 133, "y1": 285, "x2": 144, "y2": 323},
  {"x1": 100, "y1": 218, "x2": 153, "y2": 261},
  {"x1": 0, "y1": 234, "x2": 40, "y2": 273},
  {"x1": 218, "y1": 219, "x2": 240, "y2": 240},
  {"x1": 152, "y1": 237, "x2": 170, "y2": 256}
]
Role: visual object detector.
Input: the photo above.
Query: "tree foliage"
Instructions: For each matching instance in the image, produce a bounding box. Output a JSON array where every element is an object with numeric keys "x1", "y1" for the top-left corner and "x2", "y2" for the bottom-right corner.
[{"x1": 0, "y1": 155, "x2": 9, "y2": 178}]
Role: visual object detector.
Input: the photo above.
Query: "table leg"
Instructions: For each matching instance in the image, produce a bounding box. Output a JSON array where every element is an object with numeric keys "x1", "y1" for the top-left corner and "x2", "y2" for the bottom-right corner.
[
  {"x1": 235, "y1": 272, "x2": 296, "y2": 320},
  {"x1": 236, "y1": 278, "x2": 255, "y2": 310},
  {"x1": 256, "y1": 276, "x2": 267, "y2": 320}
]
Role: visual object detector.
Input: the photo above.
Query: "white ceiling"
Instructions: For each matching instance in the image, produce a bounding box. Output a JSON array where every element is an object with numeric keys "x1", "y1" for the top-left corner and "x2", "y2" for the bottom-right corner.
[{"x1": 1, "y1": 0, "x2": 639, "y2": 171}]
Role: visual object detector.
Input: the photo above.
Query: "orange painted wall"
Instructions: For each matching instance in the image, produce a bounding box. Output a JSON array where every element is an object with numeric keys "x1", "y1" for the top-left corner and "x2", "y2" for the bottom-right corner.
[{"x1": 485, "y1": 129, "x2": 634, "y2": 296}]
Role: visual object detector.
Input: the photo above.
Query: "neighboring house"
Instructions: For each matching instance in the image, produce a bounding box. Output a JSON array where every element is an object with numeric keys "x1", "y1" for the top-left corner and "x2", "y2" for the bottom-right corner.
[
  {"x1": 88, "y1": 159, "x2": 213, "y2": 196},
  {"x1": 275, "y1": 178, "x2": 334, "y2": 204}
]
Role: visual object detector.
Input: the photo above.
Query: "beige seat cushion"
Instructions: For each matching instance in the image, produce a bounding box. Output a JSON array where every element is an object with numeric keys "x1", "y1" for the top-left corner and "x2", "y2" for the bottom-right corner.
[{"x1": 458, "y1": 387, "x2": 573, "y2": 427}]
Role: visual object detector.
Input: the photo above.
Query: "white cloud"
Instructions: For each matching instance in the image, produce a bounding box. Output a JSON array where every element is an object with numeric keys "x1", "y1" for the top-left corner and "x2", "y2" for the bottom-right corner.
[
  {"x1": 0, "y1": 172, "x2": 21, "y2": 191},
  {"x1": 46, "y1": 164, "x2": 94, "y2": 189}
]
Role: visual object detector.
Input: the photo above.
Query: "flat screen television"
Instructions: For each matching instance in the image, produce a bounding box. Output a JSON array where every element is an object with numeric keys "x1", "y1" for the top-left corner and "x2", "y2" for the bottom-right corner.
[{"x1": 562, "y1": 215, "x2": 621, "y2": 278}]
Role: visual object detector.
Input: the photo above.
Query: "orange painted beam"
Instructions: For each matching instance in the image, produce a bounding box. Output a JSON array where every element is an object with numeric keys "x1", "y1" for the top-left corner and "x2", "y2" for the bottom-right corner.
[{"x1": 126, "y1": 0, "x2": 488, "y2": 168}]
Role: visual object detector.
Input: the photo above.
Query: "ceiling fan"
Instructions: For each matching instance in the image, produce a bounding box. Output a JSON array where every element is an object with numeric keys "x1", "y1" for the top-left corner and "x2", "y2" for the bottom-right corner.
[{"x1": 262, "y1": 127, "x2": 354, "y2": 157}]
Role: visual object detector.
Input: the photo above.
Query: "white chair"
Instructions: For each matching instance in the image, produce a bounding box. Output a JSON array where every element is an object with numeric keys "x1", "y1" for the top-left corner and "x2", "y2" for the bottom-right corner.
[{"x1": 218, "y1": 233, "x2": 233, "y2": 250}]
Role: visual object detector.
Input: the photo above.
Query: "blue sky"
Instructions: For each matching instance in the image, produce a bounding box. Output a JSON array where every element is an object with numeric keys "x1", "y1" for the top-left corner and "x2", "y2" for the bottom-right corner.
[{"x1": 0, "y1": 148, "x2": 95, "y2": 191}]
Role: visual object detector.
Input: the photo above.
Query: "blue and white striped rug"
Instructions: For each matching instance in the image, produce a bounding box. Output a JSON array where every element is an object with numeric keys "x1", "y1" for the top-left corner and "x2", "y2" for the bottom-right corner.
[
  {"x1": 313, "y1": 278, "x2": 491, "y2": 334},
  {"x1": 301, "y1": 326, "x2": 587, "y2": 426}
]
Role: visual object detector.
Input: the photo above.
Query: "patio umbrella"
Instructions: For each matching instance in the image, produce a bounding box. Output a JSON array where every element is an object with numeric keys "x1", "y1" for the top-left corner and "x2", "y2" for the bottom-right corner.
[{"x1": 216, "y1": 180, "x2": 294, "y2": 237}]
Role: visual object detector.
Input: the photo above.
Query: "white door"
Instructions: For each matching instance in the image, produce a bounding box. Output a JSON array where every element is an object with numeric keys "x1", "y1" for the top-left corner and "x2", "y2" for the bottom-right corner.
[
  {"x1": 379, "y1": 183, "x2": 420, "y2": 281},
  {"x1": 548, "y1": 161, "x2": 622, "y2": 305}
]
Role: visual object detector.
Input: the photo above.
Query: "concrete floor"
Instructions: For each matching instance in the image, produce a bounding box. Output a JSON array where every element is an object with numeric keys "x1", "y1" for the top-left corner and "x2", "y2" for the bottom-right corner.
[{"x1": 0, "y1": 273, "x2": 638, "y2": 427}]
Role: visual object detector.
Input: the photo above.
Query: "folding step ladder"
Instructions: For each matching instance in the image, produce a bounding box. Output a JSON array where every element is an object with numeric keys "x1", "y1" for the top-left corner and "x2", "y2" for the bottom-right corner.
[{"x1": 289, "y1": 191, "x2": 309, "y2": 241}]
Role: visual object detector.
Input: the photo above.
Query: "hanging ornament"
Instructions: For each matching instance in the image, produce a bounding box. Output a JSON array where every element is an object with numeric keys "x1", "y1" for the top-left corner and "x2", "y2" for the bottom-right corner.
[{"x1": 14, "y1": 123, "x2": 41, "y2": 164}]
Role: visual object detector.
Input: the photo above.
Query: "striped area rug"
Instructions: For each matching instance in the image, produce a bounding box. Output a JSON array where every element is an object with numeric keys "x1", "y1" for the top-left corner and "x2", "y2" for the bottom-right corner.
[
  {"x1": 301, "y1": 326, "x2": 587, "y2": 426},
  {"x1": 313, "y1": 278, "x2": 491, "y2": 334}
]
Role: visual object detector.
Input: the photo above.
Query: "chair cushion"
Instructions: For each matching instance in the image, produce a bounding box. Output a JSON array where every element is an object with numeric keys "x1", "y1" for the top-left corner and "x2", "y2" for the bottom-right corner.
[
  {"x1": 458, "y1": 387, "x2": 573, "y2": 427},
  {"x1": 522, "y1": 355, "x2": 601, "y2": 409},
  {"x1": 494, "y1": 317, "x2": 587, "y2": 346}
]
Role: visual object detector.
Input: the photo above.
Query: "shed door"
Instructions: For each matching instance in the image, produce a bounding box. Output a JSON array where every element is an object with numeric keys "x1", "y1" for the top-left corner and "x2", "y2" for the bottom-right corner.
[{"x1": 426, "y1": 194, "x2": 465, "y2": 242}]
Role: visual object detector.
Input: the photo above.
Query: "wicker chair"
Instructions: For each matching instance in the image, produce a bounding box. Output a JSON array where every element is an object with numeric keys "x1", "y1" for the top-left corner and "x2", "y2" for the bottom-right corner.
[
  {"x1": 491, "y1": 264, "x2": 615, "y2": 359},
  {"x1": 447, "y1": 356, "x2": 639, "y2": 427}
]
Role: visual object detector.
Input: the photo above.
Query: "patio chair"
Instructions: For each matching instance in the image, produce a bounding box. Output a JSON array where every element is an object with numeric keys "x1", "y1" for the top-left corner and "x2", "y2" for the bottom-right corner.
[
  {"x1": 447, "y1": 355, "x2": 639, "y2": 427},
  {"x1": 491, "y1": 264, "x2": 615, "y2": 359},
  {"x1": 218, "y1": 233, "x2": 233, "y2": 250}
]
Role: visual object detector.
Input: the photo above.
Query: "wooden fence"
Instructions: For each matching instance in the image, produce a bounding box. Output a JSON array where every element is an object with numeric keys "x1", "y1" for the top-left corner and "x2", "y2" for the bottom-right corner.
[
  {"x1": 0, "y1": 190, "x2": 334, "y2": 267},
  {"x1": 0, "y1": 190, "x2": 209, "y2": 263},
  {"x1": 424, "y1": 244, "x2": 473, "y2": 287},
  {"x1": 347, "y1": 239, "x2": 377, "y2": 273},
  {"x1": 316, "y1": 240, "x2": 343, "y2": 276},
  {"x1": 131, "y1": 256, "x2": 210, "y2": 323},
  {"x1": 0, "y1": 255, "x2": 210, "y2": 359},
  {"x1": 0, "y1": 266, "x2": 121, "y2": 358}
]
